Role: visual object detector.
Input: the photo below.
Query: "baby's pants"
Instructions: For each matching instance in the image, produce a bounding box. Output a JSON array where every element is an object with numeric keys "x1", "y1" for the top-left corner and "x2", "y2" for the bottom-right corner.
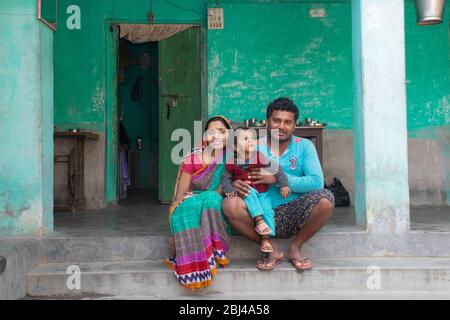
[{"x1": 244, "y1": 187, "x2": 275, "y2": 237}]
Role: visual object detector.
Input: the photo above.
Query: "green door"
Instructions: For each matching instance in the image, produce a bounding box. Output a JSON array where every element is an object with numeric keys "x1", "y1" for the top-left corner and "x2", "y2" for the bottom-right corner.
[{"x1": 158, "y1": 27, "x2": 203, "y2": 202}]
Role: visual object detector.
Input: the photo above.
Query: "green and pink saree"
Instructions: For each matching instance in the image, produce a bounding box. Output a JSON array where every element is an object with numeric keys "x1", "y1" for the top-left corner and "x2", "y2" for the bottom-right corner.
[{"x1": 164, "y1": 148, "x2": 231, "y2": 290}]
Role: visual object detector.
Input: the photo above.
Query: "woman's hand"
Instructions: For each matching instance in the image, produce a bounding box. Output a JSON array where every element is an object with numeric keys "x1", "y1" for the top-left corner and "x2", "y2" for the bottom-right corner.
[
  {"x1": 172, "y1": 172, "x2": 192, "y2": 203},
  {"x1": 169, "y1": 202, "x2": 178, "y2": 213},
  {"x1": 248, "y1": 168, "x2": 277, "y2": 185}
]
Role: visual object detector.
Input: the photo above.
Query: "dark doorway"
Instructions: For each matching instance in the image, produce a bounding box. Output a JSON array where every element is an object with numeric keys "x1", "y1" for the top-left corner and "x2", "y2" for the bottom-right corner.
[
  {"x1": 116, "y1": 26, "x2": 204, "y2": 204},
  {"x1": 117, "y1": 40, "x2": 159, "y2": 202}
]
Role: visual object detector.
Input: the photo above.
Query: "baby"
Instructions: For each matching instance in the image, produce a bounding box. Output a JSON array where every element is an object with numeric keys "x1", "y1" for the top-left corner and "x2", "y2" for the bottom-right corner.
[{"x1": 221, "y1": 127, "x2": 290, "y2": 253}]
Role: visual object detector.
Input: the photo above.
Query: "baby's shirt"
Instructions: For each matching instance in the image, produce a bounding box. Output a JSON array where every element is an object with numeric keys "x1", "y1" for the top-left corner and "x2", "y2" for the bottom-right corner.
[{"x1": 221, "y1": 151, "x2": 288, "y2": 194}]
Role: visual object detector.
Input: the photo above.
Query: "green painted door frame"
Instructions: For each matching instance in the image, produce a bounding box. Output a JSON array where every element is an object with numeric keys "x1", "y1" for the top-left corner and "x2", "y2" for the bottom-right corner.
[
  {"x1": 105, "y1": 23, "x2": 119, "y2": 205},
  {"x1": 105, "y1": 22, "x2": 207, "y2": 205}
]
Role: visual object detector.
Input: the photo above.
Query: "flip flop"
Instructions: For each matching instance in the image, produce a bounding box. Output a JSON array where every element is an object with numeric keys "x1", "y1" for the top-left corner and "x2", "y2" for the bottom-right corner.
[
  {"x1": 287, "y1": 256, "x2": 313, "y2": 271},
  {"x1": 256, "y1": 253, "x2": 284, "y2": 271},
  {"x1": 254, "y1": 223, "x2": 273, "y2": 236}
]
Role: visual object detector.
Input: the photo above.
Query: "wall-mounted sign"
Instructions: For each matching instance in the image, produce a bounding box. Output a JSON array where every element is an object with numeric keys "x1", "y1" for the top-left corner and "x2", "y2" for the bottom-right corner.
[
  {"x1": 37, "y1": 0, "x2": 57, "y2": 31},
  {"x1": 208, "y1": 8, "x2": 224, "y2": 29}
]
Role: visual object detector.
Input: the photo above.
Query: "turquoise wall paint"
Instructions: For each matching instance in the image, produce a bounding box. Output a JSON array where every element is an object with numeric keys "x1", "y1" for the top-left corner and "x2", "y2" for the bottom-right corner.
[
  {"x1": 105, "y1": 24, "x2": 119, "y2": 204},
  {"x1": 54, "y1": 0, "x2": 207, "y2": 133},
  {"x1": 0, "y1": 0, "x2": 54, "y2": 235},
  {"x1": 403, "y1": 2, "x2": 450, "y2": 205},
  {"x1": 119, "y1": 42, "x2": 159, "y2": 189},
  {"x1": 54, "y1": 0, "x2": 449, "y2": 132},
  {"x1": 53, "y1": 0, "x2": 449, "y2": 131},
  {"x1": 208, "y1": 1, "x2": 449, "y2": 130},
  {"x1": 40, "y1": 21, "x2": 55, "y2": 231},
  {"x1": 208, "y1": 2, "x2": 353, "y2": 127},
  {"x1": 405, "y1": 1, "x2": 450, "y2": 130},
  {"x1": 351, "y1": 0, "x2": 366, "y2": 227},
  {"x1": 352, "y1": 0, "x2": 410, "y2": 234},
  {"x1": 41, "y1": 0, "x2": 57, "y2": 25}
]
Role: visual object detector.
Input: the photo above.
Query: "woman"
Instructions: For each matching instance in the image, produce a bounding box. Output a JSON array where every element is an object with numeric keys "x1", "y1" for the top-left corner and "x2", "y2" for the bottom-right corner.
[{"x1": 164, "y1": 116, "x2": 232, "y2": 290}]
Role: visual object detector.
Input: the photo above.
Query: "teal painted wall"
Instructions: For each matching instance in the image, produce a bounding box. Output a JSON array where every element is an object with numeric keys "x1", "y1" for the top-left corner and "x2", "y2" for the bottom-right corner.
[
  {"x1": 351, "y1": 0, "x2": 365, "y2": 226},
  {"x1": 0, "y1": 0, "x2": 54, "y2": 235},
  {"x1": 119, "y1": 42, "x2": 159, "y2": 189},
  {"x1": 41, "y1": 0, "x2": 57, "y2": 25},
  {"x1": 54, "y1": 0, "x2": 207, "y2": 133},
  {"x1": 352, "y1": 0, "x2": 411, "y2": 233},
  {"x1": 405, "y1": 1, "x2": 449, "y2": 130},
  {"x1": 53, "y1": 0, "x2": 449, "y2": 131},
  {"x1": 208, "y1": 2, "x2": 353, "y2": 127},
  {"x1": 208, "y1": 2, "x2": 449, "y2": 130}
]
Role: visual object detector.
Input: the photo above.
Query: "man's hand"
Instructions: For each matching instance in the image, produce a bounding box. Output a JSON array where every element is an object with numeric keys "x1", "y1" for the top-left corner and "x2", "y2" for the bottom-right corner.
[
  {"x1": 248, "y1": 168, "x2": 277, "y2": 185},
  {"x1": 231, "y1": 179, "x2": 251, "y2": 198},
  {"x1": 280, "y1": 186, "x2": 291, "y2": 198}
]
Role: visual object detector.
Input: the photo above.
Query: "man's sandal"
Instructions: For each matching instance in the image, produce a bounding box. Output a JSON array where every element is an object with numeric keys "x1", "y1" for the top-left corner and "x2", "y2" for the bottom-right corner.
[
  {"x1": 287, "y1": 256, "x2": 313, "y2": 272},
  {"x1": 256, "y1": 253, "x2": 284, "y2": 271},
  {"x1": 260, "y1": 239, "x2": 274, "y2": 253}
]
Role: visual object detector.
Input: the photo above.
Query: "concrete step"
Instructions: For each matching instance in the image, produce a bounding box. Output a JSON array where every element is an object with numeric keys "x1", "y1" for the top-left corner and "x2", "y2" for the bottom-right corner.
[
  {"x1": 25, "y1": 291, "x2": 450, "y2": 300},
  {"x1": 26, "y1": 257, "x2": 450, "y2": 298},
  {"x1": 40, "y1": 231, "x2": 450, "y2": 263}
]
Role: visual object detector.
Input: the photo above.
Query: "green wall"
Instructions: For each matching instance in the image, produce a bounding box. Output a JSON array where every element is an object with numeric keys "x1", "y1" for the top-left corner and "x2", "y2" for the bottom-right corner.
[
  {"x1": 405, "y1": 2, "x2": 450, "y2": 130},
  {"x1": 208, "y1": 2, "x2": 449, "y2": 130},
  {"x1": 54, "y1": 0, "x2": 449, "y2": 131},
  {"x1": 209, "y1": 2, "x2": 353, "y2": 127},
  {"x1": 54, "y1": 0, "x2": 207, "y2": 132},
  {"x1": 41, "y1": 0, "x2": 57, "y2": 25},
  {"x1": 0, "y1": 0, "x2": 54, "y2": 235}
]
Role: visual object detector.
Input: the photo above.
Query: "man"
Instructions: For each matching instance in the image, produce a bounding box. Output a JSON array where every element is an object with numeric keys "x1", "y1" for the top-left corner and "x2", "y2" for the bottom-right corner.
[{"x1": 222, "y1": 97, "x2": 334, "y2": 270}]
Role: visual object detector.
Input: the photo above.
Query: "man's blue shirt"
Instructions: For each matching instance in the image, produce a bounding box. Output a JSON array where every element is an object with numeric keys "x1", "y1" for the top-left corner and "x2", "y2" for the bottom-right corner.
[{"x1": 258, "y1": 135, "x2": 324, "y2": 208}]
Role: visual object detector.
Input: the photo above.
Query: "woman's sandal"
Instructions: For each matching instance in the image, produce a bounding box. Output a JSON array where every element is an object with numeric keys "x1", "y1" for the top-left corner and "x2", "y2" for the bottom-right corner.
[
  {"x1": 256, "y1": 253, "x2": 284, "y2": 271},
  {"x1": 260, "y1": 239, "x2": 274, "y2": 253},
  {"x1": 254, "y1": 221, "x2": 273, "y2": 236},
  {"x1": 287, "y1": 256, "x2": 313, "y2": 272}
]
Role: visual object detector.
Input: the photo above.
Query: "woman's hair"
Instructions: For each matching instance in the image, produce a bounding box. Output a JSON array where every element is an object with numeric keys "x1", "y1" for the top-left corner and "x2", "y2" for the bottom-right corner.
[{"x1": 204, "y1": 116, "x2": 232, "y2": 131}]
